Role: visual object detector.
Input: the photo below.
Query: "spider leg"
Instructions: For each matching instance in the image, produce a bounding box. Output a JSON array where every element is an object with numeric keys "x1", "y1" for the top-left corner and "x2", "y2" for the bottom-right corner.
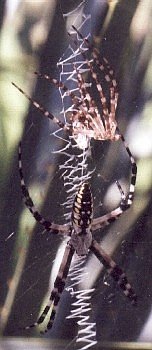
[
  {"x1": 92, "y1": 207, "x2": 123, "y2": 232},
  {"x1": 67, "y1": 34, "x2": 110, "y2": 139},
  {"x1": 92, "y1": 135, "x2": 137, "y2": 231},
  {"x1": 73, "y1": 62, "x2": 102, "y2": 124},
  {"x1": 33, "y1": 71, "x2": 96, "y2": 137},
  {"x1": 87, "y1": 54, "x2": 118, "y2": 122},
  {"x1": 34, "y1": 71, "x2": 82, "y2": 111},
  {"x1": 100, "y1": 58, "x2": 119, "y2": 138},
  {"x1": 73, "y1": 62, "x2": 104, "y2": 127},
  {"x1": 23, "y1": 242, "x2": 75, "y2": 333},
  {"x1": 85, "y1": 59, "x2": 111, "y2": 133},
  {"x1": 72, "y1": 25, "x2": 117, "y2": 93},
  {"x1": 18, "y1": 141, "x2": 70, "y2": 235},
  {"x1": 71, "y1": 26, "x2": 120, "y2": 141},
  {"x1": 83, "y1": 60, "x2": 119, "y2": 141},
  {"x1": 12, "y1": 82, "x2": 66, "y2": 130},
  {"x1": 69, "y1": 29, "x2": 108, "y2": 118},
  {"x1": 116, "y1": 180, "x2": 126, "y2": 200},
  {"x1": 73, "y1": 63, "x2": 88, "y2": 106},
  {"x1": 90, "y1": 239, "x2": 137, "y2": 304},
  {"x1": 119, "y1": 133, "x2": 137, "y2": 210}
]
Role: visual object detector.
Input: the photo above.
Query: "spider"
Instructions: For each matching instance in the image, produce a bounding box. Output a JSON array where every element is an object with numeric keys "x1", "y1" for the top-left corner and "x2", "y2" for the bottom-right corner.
[
  {"x1": 12, "y1": 25, "x2": 120, "y2": 151},
  {"x1": 18, "y1": 138, "x2": 137, "y2": 334},
  {"x1": 14, "y1": 25, "x2": 137, "y2": 333}
]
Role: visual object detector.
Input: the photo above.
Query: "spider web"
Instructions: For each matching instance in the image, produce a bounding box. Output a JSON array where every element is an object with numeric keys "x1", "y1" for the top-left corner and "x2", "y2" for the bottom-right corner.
[
  {"x1": 48, "y1": 7, "x2": 97, "y2": 349},
  {"x1": 52, "y1": 9, "x2": 97, "y2": 350},
  {"x1": 58, "y1": 12, "x2": 91, "y2": 131},
  {"x1": 66, "y1": 256, "x2": 97, "y2": 350},
  {"x1": 54, "y1": 11, "x2": 94, "y2": 222}
]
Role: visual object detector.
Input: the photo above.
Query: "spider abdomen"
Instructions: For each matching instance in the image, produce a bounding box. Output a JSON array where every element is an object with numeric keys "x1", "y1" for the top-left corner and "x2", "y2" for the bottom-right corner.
[
  {"x1": 72, "y1": 182, "x2": 93, "y2": 228},
  {"x1": 70, "y1": 182, "x2": 93, "y2": 255}
]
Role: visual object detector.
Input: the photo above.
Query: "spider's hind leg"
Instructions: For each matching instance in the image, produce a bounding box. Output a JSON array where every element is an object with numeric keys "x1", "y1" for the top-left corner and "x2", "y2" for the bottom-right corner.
[
  {"x1": 90, "y1": 240, "x2": 137, "y2": 305},
  {"x1": 22, "y1": 242, "x2": 75, "y2": 333}
]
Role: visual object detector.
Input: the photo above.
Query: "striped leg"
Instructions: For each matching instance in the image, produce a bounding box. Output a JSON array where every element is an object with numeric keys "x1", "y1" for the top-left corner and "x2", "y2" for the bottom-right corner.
[
  {"x1": 90, "y1": 240, "x2": 137, "y2": 304},
  {"x1": 12, "y1": 82, "x2": 66, "y2": 130},
  {"x1": 18, "y1": 141, "x2": 69, "y2": 235},
  {"x1": 72, "y1": 25, "x2": 117, "y2": 92},
  {"x1": 69, "y1": 28, "x2": 109, "y2": 118},
  {"x1": 119, "y1": 133, "x2": 137, "y2": 210},
  {"x1": 92, "y1": 134, "x2": 137, "y2": 231},
  {"x1": 34, "y1": 70, "x2": 101, "y2": 138},
  {"x1": 12, "y1": 77, "x2": 90, "y2": 137},
  {"x1": 24, "y1": 242, "x2": 75, "y2": 333},
  {"x1": 34, "y1": 71, "x2": 83, "y2": 111},
  {"x1": 71, "y1": 26, "x2": 120, "y2": 141}
]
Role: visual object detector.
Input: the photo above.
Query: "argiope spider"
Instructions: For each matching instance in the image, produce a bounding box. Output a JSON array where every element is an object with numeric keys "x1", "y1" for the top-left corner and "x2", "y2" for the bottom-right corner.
[
  {"x1": 13, "y1": 25, "x2": 137, "y2": 333},
  {"x1": 18, "y1": 138, "x2": 137, "y2": 333}
]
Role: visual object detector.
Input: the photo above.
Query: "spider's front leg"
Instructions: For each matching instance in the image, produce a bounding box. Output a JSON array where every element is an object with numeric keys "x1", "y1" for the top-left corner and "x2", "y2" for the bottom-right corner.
[
  {"x1": 18, "y1": 141, "x2": 70, "y2": 235},
  {"x1": 119, "y1": 133, "x2": 137, "y2": 210},
  {"x1": 92, "y1": 135, "x2": 137, "y2": 232},
  {"x1": 12, "y1": 82, "x2": 66, "y2": 129},
  {"x1": 90, "y1": 239, "x2": 137, "y2": 305},
  {"x1": 23, "y1": 242, "x2": 75, "y2": 333}
]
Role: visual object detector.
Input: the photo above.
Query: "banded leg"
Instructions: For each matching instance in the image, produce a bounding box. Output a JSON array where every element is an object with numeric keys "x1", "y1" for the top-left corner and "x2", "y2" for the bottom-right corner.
[
  {"x1": 90, "y1": 239, "x2": 137, "y2": 304},
  {"x1": 72, "y1": 25, "x2": 117, "y2": 91},
  {"x1": 89, "y1": 55, "x2": 119, "y2": 125},
  {"x1": 12, "y1": 82, "x2": 66, "y2": 130},
  {"x1": 119, "y1": 133, "x2": 137, "y2": 210},
  {"x1": 67, "y1": 34, "x2": 115, "y2": 141},
  {"x1": 70, "y1": 27, "x2": 119, "y2": 141},
  {"x1": 73, "y1": 62, "x2": 104, "y2": 126},
  {"x1": 12, "y1": 78, "x2": 90, "y2": 135},
  {"x1": 92, "y1": 134, "x2": 137, "y2": 231},
  {"x1": 72, "y1": 62, "x2": 104, "y2": 128},
  {"x1": 23, "y1": 242, "x2": 75, "y2": 333},
  {"x1": 69, "y1": 28, "x2": 109, "y2": 117},
  {"x1": 18, "y1": 141, "x2": 69, "y2": 235},
  {"x1": 34, "y1": 71, "x2": 83, "y2": 111},
  {"x1": 34, "y1": 70, "x2": 100, "y2": 134}
]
